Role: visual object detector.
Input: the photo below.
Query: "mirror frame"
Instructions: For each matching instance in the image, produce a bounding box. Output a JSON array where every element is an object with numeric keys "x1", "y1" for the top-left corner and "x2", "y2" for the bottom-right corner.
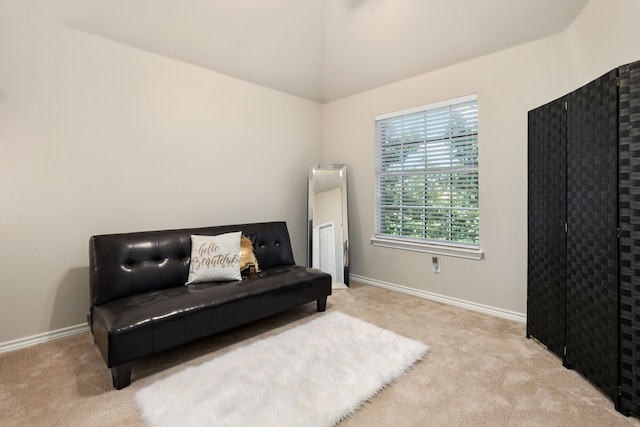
[{"x1": 307, "y1": 164, "x2": 349, "y2": 287}]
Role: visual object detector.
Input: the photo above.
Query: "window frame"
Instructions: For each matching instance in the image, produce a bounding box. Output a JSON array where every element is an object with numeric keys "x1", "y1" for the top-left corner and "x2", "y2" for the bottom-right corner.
[{"x1": 371, "y1": 94, "x2": 483, "y2": 260}]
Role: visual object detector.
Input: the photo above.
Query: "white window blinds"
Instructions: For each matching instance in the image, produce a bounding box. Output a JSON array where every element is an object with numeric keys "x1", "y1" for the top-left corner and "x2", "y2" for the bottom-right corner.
[{"x1": 375, "y1": 94, "x2": 479, "y2": 248}]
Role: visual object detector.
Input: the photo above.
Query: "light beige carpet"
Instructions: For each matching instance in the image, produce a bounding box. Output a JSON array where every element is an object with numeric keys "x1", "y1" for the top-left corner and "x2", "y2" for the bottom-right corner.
[{"x1": 1, "y1": 282, "x2": 639, "y2": 427}]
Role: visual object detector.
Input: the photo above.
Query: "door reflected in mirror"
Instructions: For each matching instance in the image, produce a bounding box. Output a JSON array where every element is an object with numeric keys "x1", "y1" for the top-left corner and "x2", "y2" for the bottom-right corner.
[{"x1": 308, "y1": 164, "x2": 349, "y2": 288}]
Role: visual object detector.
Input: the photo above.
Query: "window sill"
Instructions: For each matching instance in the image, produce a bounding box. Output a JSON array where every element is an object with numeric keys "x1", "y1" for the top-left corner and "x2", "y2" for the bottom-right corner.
[{"x1": 370, "y1": 237, "x2": 484, "y2": 260}]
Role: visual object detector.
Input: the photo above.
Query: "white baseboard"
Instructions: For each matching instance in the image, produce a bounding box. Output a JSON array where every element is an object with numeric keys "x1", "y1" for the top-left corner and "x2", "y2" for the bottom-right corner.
[
  {"x1": 0, "y1": 323, "x2": 90, "y2": 354},
  {"x1": 0, "y1": 277, "x2": 525, "y2": 354},
  {"x1": 350, "y1": 274, "x2": 526, "y2": 323}
]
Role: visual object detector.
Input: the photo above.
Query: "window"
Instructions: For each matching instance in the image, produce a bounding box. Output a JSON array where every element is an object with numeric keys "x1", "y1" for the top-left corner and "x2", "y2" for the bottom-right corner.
[{"x1": 371, "y1": 94, "x2": 482, "y2": 259}]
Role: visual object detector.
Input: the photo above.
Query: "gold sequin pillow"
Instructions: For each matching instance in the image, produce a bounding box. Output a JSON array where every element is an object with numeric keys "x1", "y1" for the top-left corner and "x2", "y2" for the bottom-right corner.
[{"x1": 239, "y1": 235, "x2": 260, "y2": 277}]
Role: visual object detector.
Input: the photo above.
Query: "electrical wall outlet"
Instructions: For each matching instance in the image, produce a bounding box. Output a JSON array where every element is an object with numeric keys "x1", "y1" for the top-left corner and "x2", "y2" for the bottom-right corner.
[{"x1": 432, "y1": 256, "x2": 441, "y2": 273}]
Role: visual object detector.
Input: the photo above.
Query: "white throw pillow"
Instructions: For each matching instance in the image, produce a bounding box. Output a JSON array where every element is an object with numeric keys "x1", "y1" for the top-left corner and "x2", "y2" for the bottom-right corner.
[{"x1": 186, "y1": 232, "x2": 242, "y2": 284}]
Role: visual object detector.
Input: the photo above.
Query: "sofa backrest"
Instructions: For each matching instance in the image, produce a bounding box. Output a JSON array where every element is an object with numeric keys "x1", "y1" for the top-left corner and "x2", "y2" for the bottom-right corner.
[{"x1": 89, "y1": 221, "x2": 295, "y2": 307}]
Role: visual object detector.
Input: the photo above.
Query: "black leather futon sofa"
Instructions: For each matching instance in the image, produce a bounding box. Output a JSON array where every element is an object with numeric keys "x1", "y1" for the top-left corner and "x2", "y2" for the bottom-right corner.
[{"x1": 88, "y1": 221, "x2": 332, "y2": 389}]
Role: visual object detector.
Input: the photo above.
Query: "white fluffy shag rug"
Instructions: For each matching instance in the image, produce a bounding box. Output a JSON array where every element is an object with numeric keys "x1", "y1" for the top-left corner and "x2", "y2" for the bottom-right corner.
[{"x1": 134, "y1": 311, "x2": 429, "y2": 427}]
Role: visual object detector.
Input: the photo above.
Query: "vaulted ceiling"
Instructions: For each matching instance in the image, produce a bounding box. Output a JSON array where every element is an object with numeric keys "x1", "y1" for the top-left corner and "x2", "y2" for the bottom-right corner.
[{"x1": 0, "y1": 0, "x2": 590, "y2": 102}]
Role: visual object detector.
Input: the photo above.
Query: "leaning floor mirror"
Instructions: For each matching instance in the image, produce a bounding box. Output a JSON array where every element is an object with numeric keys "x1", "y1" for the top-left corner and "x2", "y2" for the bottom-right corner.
[{"x1": 308, "y1": 164, "x2": 349, "y2": 288}]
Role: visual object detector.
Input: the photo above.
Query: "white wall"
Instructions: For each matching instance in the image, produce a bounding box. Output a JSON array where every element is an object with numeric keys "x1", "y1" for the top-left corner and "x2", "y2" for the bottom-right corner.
[
  {"x1": 565, "y1": 0, "x2": 640, "y2": 88},
  {"x1": 0, "y1": 9, "x2": 322, "y2": 343},
  {"x1": 321, "y1": 0, "x2": 640, "y2": 317},
  {"x1": 2, "y1": 0, "x2": 639, "y2": 346}
]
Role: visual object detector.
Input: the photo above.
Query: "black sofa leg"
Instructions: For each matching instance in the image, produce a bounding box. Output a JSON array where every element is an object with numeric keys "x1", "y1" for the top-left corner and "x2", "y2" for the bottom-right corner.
[
  {"x1": 317, "y1": 297, "x2": 327, "y2": 312},
  {"x1": 111, "y1": 363, "x2": 132, "y2": 390}
]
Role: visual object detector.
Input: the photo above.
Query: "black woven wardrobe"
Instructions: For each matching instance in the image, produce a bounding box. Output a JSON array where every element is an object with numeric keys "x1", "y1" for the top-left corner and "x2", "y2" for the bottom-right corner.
[{"x1": 527, "y1": 59, "x2": 640, "y2": 416}]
